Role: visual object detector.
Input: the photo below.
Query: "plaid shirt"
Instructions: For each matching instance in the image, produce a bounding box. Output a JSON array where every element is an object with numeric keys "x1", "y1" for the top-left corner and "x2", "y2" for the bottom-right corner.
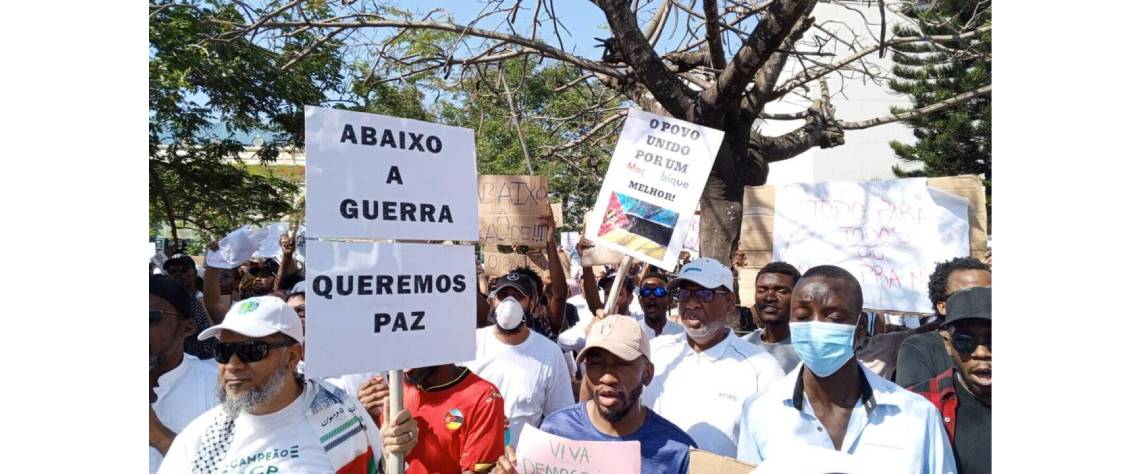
[{"x1": 906, "y1": 368, "x2": 959, "y2": 443}]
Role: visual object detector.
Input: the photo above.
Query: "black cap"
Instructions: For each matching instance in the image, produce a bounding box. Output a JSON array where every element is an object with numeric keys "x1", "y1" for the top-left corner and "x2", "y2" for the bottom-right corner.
[
  {"x1": 943, "y1": 287, "x2": 991, "y2": 326},
  {"x1": 491, "y1": 271, "x2": 537, "y2": 298},
  {"x1": 150, "y1": 274, "x2": 194, "y2": 320},
  {"x1": 162, "y1": 254, "x2": 196, "y2": 272},
  {"x1": 599, "y1": 272, "x2": 635, "y2": 293}
]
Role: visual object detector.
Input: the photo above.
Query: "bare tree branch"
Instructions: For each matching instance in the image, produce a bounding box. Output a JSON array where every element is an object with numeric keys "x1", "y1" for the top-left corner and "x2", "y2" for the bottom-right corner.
[
  {"x1": 703, "y1": 0, "x2": 728, "y2": 70},
  {"x1": 774, "y1": 25, "x2": 991, "y2": 98},
  {"x1": 595, "y1": 0, "x2": 697, "y2": 118},
  {"x1": 740, "y1": 14, "x2": 814, "y2": 118},
  {"x1": 253, "y1": 17, "x2": 625, "y2": 79},
  {"x1": 707, "y1": 0, "x2": 815, "y2": 112},
  {"x1": 839, "y1": 84, "x2": 992, "y2": 130}
]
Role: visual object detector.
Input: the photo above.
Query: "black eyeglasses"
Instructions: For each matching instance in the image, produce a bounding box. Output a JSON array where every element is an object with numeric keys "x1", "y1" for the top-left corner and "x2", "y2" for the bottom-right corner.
[
  {"x1": 213, "y1": 340, "x2": 295, "y2": 364},
  {"x1": 639, "y1": 287, "x2": 668, "y2": 298},
  {"x1": 673, "y1": 288, "x2": 729, "y2": 302},
  {"x1": 149, "y1": 309, "x2": 178, "y2": 325},
  {"x1": 951, "y1": 333, "x2": 991, "y2": 355}
]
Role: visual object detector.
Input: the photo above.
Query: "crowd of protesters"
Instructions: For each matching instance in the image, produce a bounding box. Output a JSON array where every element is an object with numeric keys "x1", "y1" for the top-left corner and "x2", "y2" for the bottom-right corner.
[{"x1": 150, "y1": 220, "x2": 991, "y2": 473}]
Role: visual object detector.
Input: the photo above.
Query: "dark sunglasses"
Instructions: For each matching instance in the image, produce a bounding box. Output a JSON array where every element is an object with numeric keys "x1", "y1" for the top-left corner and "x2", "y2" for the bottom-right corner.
[
  {"x1": 165, "y1": 266, "x2": 193, "y2": 274},
  {"x1": 639, "y1": 287, "x2": 669, "y2": 298},
  {"x1": 951, "y1": 333, "x2": 991, "y2": 355},
  {"x1": 149, "y1": 309, "x2": 178, "y2": 324},
  {"x1": 673, "y1": 288, "x2": 729, "y2": 302},
  {"x1": 246, "y1": 267, "x2": 276, "y2": 277},
  {"x1": 213, "y1": 340, "x2": 295, "y2": 364}
]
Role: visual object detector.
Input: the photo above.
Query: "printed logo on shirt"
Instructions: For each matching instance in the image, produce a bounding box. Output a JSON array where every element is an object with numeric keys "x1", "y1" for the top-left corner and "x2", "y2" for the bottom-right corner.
[
  {"x1": 484, "y1": 390, "x2": 503, "y2": 405},
  {"x1": 718, "y1": 392, "x2": 738, "y2": 402},
  {"x1": 225, "y1": 445, "x2": 299, "y2": 472},
  {"x1": 238, "y1": 300, "x2": 260, "y2": 314},
  {"x1": 444, "y1": 408, "x2": 465, "y2": 430}
]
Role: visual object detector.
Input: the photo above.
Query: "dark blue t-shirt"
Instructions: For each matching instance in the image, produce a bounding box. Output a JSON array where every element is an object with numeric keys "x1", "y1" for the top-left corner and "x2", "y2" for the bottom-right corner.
[{"x1": 539, "y1": 402, "x2": 696, "y2": 474}]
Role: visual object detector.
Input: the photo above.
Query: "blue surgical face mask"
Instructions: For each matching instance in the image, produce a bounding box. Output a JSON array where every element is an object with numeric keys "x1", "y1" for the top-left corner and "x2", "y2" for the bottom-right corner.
[{"x1": 789, "y1": 321, "x2": 856, "y2": 377}]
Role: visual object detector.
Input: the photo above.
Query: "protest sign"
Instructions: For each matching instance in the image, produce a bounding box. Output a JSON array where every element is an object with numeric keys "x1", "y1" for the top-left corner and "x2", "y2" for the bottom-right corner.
[
  {"x1": 740, "y1": 175, "x2": 988, "y2": 266},
  {"x1": 584, "y1": 109, "x2": 724, "y2": 269},
  {"x1": 206, "y1": 225, "x2": 271, "y2": 269},
  {"x1": 304, "y1": 106, "x2": 478, "y2": 241},
  {"x1": 580, "y1": 210, "x2": 626, "y2": 266},
  {"x1": 682, "y1": 214, "x2": 701, "y2": 255},
  {"x1": 514, "y1": 424, "x2": 640, "y2": 474},
  {"x1": 551, "y1": 202, "x2": 564, "y2": 228},
  {"x1": 482, "y1": 248, "x2": 549, "y2": 276},
  {"x1": 477, "y1": 175, "x2": 553, "y2": 246},
  {"x1": 302, "y1": 240, "x2": 476, "y2": 378},
  {"x1": 688, "y1": 448, "x2": 756, "y2": 474},
  {"x1": 770, "y1": 178, "x2": 969, "y2": 313},
  {"x1": 560, "y1": 232, "x2": 581, "y2": 267}
]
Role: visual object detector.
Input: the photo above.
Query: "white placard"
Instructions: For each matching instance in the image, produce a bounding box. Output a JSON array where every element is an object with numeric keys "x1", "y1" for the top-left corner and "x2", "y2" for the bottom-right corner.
[
  {"x1": 584, "y1": 109, "x2": 723, "y2": 269},
  {"x1": 773, "y1": 178, "x2": 969, "y2": 313},
  {"x1": 305, "y1": 106, "x2": 478, "y2": 241},
  {"x1": 303, "y1": 240, "x2": 476, "y2": 378}
]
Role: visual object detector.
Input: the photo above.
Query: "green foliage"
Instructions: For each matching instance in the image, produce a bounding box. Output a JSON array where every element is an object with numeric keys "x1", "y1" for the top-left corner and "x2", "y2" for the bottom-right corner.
[
  {"x1": 888, "y1": 0, "x2": 991, "y2": 222},
  {"x1": 149, "y1": 0, "x2": 344, "y2": 239},
  {"x1": 436, "y1": 59, "x2": 623, "y2": 230}
]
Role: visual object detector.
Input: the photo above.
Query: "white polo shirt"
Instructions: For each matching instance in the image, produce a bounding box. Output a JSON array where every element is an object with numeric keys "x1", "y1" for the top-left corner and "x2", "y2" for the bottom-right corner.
[
  {"x1": 736, "y1": 362, "x2": 957, "y2": 473},
  {"x1": 150, "y1": 356, "x2": 219, "y2": 474},
  {"x1": 641, "y1": 330, "x2": 785, "y2": 457}
]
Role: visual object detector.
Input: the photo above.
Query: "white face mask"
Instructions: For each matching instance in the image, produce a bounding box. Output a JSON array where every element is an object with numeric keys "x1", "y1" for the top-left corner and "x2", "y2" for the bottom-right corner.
[{"x1": 494, "y1": 296, "x2": 526, "y2": 330}]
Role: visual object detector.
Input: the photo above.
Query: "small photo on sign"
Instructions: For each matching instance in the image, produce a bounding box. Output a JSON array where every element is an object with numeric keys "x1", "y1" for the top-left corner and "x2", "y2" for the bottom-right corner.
[{"x1": 598, "y1": 191, "x2": 678, "y2": 260}]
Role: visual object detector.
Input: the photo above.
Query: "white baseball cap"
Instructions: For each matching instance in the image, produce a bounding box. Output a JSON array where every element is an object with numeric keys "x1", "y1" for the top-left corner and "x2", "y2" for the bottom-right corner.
[
  {"x1": 198, "y1": 296, "x2": 304, "y2": 344},
  {"x1": 666, "y1": 257, "x2": 735, "y2": 291}
]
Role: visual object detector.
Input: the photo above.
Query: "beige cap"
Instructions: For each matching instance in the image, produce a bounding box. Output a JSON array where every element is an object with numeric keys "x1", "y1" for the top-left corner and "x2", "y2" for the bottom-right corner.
[{"x1": 575, "y1": 315, "x2": 650, "y2": 364}]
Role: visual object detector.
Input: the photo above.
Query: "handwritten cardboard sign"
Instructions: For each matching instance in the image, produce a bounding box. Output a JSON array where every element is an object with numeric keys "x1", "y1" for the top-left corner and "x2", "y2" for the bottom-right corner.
[
  {"x1": 769, "y1": 178, "x2": 969, "y2": 313},
  {"x1": 478, "y1": 175, "x2": 554, "y2": 246},
  {"x1": 688, "y1": 448, "x2": 756, "y2": 474},
  {"x1": 483, "y1": 248, "x2": 550, "y2": 276},
  {"x1": 515, "y1": 424, "x2": 640, "y2": 474}
]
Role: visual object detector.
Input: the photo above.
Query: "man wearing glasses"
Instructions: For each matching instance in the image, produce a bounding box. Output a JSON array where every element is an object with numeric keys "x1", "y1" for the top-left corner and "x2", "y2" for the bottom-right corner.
[
  {"x1": 163, "y1": 254, "x2": 217, "y2": 359},
  {"x1": 631, "y1": 272, "x2": 684, "y2": 338},
  {"x1": 908, "y1": 287, "x2": 991, "y2": 474},
  {"x1": 641, "y1": 258, "x2": 785, "y2": 457},
  {"x1": 150, "y1": 275, "x2": 219, "y2": 474},
  {"x1": 158, "y1": 296, "x2": 418, "y2": 473}
]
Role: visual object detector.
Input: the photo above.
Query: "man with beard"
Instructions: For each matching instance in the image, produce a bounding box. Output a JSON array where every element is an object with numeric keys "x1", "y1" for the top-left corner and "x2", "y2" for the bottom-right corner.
[
  {"x1": 735, "y1": 266, "x2": 954, "y2": 473},
  {"x1": 158, "y1": 296, "x2": 418, "y2": 473},
  {"x1": 149, "y1": 275, "x2": 218, "y2": 474},
  {"x1": 896, "y1": 257, "x2": 991, "y2": 387},
  {"x1": 641, "y1": 258, "x2": 785, "y2": 457},
  {"x1": 491, "y1": 316, "x2": 696, "y2": 473},
  {"x1": 356, "y1": 364, "x2": 506, "y2": 473},
  {"x1": 909, "y1": 287, "x2": 992, "y2": 474},
  {"x1": 163, "y1": 254, "x2": 217, "y2": 359},
  {"x1": 463, "y1": 271, "x2": 575, "y2": 448},
  {"x1": 743, "y1": 262, "x2": 803, "y2": 374}
]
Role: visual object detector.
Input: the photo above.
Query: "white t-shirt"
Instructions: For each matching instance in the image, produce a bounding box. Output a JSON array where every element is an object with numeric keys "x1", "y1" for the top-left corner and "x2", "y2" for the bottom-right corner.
[
  {"x1": 642, "y1": 331, "x2": 786, "y2": 457},
  {"x1": 159, "y1": 380, "x2": 383, "y2": 474},
  {"x1": 557, "y1": 312, "x2": 681, "y2": 354},
  {"x1": 629, "y1": 310, "x2": 686, "y2": 338},
  {"x1": 463, "y1": 327, "x2": 575, "y2": 447},
  {"x1": 151, "y1": 356, "x2": 219, "y2": 474}
]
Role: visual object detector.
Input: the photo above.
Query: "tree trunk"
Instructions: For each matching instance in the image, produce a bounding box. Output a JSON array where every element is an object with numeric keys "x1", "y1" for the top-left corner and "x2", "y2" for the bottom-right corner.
[{"x1": 698, "y1": 125, "x2": 751, "y2": 266}]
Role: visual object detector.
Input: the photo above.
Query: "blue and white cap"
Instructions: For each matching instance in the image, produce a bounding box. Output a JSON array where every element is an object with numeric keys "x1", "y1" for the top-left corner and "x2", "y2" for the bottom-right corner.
[{"x1": 666, "y1": 257, "x2": 735, "y2": 291}]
